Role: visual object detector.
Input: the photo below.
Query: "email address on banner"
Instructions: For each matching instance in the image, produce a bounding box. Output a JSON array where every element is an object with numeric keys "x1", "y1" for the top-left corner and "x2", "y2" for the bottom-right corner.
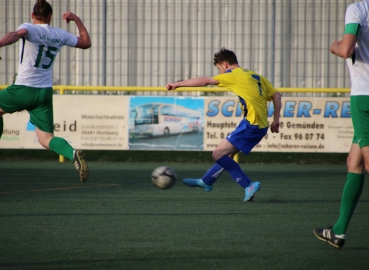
[
  {"x1": 206, "y1": 143, "x2": 325, "y2": 149},
  {"x1": 265, "y1": 143, "x2": 325, "y2": 150},
  {"x1": 81, "y1": 143, "x2": 118, "y2": 147}
]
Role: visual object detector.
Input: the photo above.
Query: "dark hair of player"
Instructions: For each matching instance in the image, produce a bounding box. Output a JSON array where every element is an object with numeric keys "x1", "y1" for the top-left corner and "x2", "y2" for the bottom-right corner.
[
  {"x1": 213, "y1": 47, "x2": 239, "y2": 66},
  {"x1": 33, "y1": 0, "x2": 53, "y2": 21}
]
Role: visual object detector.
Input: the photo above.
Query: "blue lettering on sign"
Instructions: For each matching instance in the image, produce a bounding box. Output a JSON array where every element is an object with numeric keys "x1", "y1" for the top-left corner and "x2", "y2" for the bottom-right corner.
[
  {"x1": 324, "y1": 102, "x2": 339, "y2": 118},
  {"x1": 236, "y1": 102, "x2": 242, "y2": 117},
  {"x1": 284, "y1": 101, "x2": 295, "y2": 117},
  {"x1": 297, "y1": 102, "x2": 312, "y2": 117},
  {"x1": 222, "y1": 100, "x2": 235, "y2": 117},
  {"x1": 207, "y1": 100, "x2": 220, "y2": 117},
  {"x1": 206, "y1": 99, "x2": 351, "y2": 118},
  {"x1": 341, "y1": 101, "x2": 350, "y2": 118},
  {"x1": 268, "y1": 102, "x2": 274, "y2": 117},
  {"x1": 26, "y1": 121, "x2": 36, "y2": 131}
]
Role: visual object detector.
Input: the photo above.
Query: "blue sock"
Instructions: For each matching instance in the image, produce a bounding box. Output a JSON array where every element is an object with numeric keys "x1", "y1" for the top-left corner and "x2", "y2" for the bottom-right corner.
[
  {"x1": 216, "y1": 156, "x2": 251, "y2": 188},
  {"x1": 202, "y1": 163, "x2": 224, "y2": 186}
]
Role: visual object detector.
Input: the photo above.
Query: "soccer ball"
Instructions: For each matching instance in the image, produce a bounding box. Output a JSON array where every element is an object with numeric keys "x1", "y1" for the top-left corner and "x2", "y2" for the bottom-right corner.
[{"x1": 151, "y1": 166, "x2": 177, "y2": 189}]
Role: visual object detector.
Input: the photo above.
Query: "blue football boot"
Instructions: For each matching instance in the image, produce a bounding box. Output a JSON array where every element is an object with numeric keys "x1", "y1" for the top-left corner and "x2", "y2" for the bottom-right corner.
[
  {"x1": 244, "y1": 181, "x2": 261, "y2": 201},
  {"x1": 183, "y1": 178, "x2": 212, "y2": 192}
]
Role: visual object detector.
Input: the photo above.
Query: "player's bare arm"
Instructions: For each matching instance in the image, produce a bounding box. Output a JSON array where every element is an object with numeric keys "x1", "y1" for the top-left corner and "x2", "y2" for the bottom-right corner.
[
  {"x1": 330, "y1": 34, "x2": 357, "y2": 59},
  {"x1": 166, "y1": 77, "x2": 219, "y2": 90},
  {"x1": 62, "y1": 11, "x2": 91, "y2": 49},
  {"x1": 270, "y1": 91, "x2": 281, "y2": 133},
  {"x1": 0, "y1": 28, "x2": 29, "y2": 48}
]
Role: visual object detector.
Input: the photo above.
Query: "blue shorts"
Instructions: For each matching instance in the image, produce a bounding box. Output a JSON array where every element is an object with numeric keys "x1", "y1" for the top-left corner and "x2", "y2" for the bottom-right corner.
[{"x1": 226, "y1": 119, "x2": 267, "y2": 154}]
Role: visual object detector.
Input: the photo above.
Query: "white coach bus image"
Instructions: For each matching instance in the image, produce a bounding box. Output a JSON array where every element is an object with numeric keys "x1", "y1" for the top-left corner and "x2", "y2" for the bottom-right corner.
[{"x1": 129, "y1": 103, "x2": 201, "y2": 137}]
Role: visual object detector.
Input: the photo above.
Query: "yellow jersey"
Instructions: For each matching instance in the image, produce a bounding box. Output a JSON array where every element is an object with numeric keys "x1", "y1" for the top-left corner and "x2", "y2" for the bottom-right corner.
[{"x1": 213, "y1": 68, "x2": 277, "y2": 128}]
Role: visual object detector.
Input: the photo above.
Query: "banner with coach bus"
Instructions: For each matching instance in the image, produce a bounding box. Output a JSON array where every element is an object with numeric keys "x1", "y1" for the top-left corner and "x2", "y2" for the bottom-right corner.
[{"x1": 0, "y1": 95, "x2": 353, "y2": 153}]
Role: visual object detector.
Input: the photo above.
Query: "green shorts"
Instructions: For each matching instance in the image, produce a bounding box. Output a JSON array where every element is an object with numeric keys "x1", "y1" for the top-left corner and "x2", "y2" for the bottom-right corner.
[
  {"x1": 351, "y1": 95, "x2": 369, "y2": 148},
  {"x1": 0, "y1": 84, "x2": 54, "y2": 133}
]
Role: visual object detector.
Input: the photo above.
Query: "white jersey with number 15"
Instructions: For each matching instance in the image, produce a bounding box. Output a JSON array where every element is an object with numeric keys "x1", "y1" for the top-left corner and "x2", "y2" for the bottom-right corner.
[{"x1": 15, "y1": 23, "x2": 78, "y2": 88}]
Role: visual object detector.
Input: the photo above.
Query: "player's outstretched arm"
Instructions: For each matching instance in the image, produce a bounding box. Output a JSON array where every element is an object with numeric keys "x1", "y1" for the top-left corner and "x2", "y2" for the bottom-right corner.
[
  {"x1": 166, "y1": 77, "x2": 218, "y2": 90},
  {"x1": 270, "y1": 91, "x2": 281, "y2": 133},
  {"x1": 62, "y1": 11, "x2": 91, "y2": 49},
  {"x1": 0, "y1": 29, "x2": 28, "y2": 48}
]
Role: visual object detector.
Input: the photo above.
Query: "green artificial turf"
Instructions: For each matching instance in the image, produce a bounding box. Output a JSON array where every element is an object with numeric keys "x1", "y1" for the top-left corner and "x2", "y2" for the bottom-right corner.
[{"x1": 0, "y1": 162, "x2": 368, "y2": 270}]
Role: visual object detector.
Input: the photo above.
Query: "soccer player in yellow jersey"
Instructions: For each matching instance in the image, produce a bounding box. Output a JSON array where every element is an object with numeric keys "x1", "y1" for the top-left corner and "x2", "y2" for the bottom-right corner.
[{"x1": 166, "y1": 48, "x2": 281, "y2": 201}]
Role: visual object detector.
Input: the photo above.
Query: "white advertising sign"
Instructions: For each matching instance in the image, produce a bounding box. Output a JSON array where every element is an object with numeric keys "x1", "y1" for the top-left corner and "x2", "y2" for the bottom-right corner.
[
  {"x1": 203, "y1": 97, "x2": 353, "y2": 153},
  {"x1": 0, "y1": 95, "x2": 353, "y2": 153},
  {"x1": 1, "y1": 111, "x2": 41, "y2": 149},
  {"x1": 0, "y1": 95, "x2": 129, "y2": 150}
]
